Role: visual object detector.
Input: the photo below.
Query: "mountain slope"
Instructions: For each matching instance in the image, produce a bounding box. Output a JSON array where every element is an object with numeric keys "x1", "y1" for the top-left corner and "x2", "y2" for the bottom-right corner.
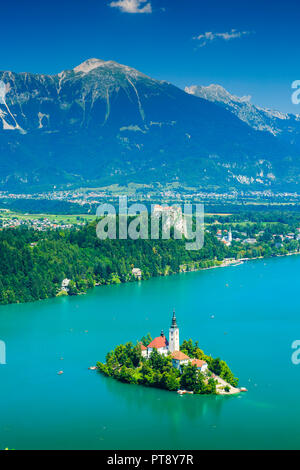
[
  {"x1": 0, "y1": 59, "x2": 299, "y2": 192},
  {"x1": 185, "y1": 84, "x2": 300, "y2": 148}
]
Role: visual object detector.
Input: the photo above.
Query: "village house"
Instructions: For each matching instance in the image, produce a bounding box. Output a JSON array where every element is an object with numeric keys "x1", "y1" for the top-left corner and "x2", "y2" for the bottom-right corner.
[
  {"x1": 140, "y1": 343, "x2": 148, "y2": 359},
  {"x1": 171, "y1": 350, "x2": 190, "y2": 371},
  {"x1": 132, "y1": 267, "x2": 142, "y2": 279},
  {"x1": 286, "y1": 233, "x2": 295, "y2": 240},
  {"x1": 190, "y1": 358, "x2": 208, "y2": 373},
  {"x1": 61, "y1": 278, "x2": 71, "y2": 292}
]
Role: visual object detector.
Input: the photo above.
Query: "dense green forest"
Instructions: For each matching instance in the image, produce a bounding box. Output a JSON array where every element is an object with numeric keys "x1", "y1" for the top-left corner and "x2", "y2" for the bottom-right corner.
[
  {"x1": 97, "y1": 339, "x2": 238, "y2": 394},
  {"x1": 0, "y1": 221, "x2": 228, "y2": 305},
  {"x1": 0, "y1": 212, "x2": 300, "y2": 306},
  {"x1": 206, "y1": 210, "x2": 300, "y2": 225}
]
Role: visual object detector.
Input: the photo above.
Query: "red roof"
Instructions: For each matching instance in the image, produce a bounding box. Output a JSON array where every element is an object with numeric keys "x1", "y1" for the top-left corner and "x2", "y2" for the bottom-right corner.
[
  {"x1": 148, "y1": 335, "x2": 168, "y2": 349},
  {"x1": 191, "y1": 359, "x2": 207, "y2": 368},
  {"x1": 171, "y1": 351, "x2": 190, "y2": 361},
  {"x1": 139, "y1": 342, "x2": 147, "y2": 351}
]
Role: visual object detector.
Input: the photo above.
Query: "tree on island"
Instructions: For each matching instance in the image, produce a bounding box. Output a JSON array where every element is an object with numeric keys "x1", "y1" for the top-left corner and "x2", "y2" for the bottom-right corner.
[
  {"x1": 140, "y1": 333, "x2": 152, "y2": 347},
  {"x1": 180, "y1": 339, "x2": 238, "y2": 387},
  {"x1": 97, "y1": 338, "x2": 237, "y2": 394}
]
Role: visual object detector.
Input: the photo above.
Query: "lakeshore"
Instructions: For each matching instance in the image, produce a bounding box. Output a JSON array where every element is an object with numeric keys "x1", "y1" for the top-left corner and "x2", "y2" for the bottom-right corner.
[
  {"x1": 189, "y1": 250, "x2": 300, "y2": 274},
  {"x1": 1, "y1": 255, "x2": 300, "y2": 449},
  {"x1": 2, "y1": 210, "x2": 300, "y2": 306},
  {"x1": 43, "y1": 250, "x2": 300, "y2": 304}
]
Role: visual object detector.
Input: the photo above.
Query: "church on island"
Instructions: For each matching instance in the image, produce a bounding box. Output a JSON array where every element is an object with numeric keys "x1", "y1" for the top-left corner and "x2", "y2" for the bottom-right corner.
[{"x1": 140, "y1": 311, "x2": 208, "y2": 373}]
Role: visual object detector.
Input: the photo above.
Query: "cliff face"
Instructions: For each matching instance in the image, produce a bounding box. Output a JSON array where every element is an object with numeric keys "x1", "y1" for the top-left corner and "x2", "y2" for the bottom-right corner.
[{"x1": 0, "y1": 59, "x2": 299, "y2": 192}]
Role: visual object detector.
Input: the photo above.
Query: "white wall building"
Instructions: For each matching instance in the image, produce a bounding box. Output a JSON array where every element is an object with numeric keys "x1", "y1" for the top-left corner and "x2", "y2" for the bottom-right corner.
[
  {"x1": 132, "y1": 267, "x2": 142, "y2": 279},
  {"x1": 190, "y1": 358, "x2": 208, "y2": 373},
  {"x1": 61, "y1": 278, "x2": 70, "y2": 292},
  {"x1": 146, "y1": 331, "x2": 169, "y2": 357},
  {"x1": 171, "y1": 350, "x2": 190, "y2": 371},
  {"x1": 169, "y1": 310, "x2": 180, "y2": 353},
  {"x1": 139, "y1": 311, "x2": 209, "y2": 375}
]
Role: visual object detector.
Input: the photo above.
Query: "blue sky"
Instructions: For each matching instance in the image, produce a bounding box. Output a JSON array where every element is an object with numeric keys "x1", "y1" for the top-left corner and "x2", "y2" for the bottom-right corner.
[{"x1": 2, "y1": 0, "x2": 300, "y2": 112}]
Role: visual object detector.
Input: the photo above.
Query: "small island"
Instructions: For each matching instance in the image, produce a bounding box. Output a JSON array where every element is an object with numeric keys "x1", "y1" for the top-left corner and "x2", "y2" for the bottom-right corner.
[{"x1": 97, "y1": 311, "x2": 243, "y2": 395}]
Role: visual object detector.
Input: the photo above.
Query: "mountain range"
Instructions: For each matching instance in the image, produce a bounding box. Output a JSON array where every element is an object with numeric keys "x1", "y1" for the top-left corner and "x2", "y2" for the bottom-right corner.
[
  {"x1": 0, "y1": 58, "x2": 300, "y2": 192},
  {"x1": 185, "y1": 84, "x2": 300, "y2": 147}
]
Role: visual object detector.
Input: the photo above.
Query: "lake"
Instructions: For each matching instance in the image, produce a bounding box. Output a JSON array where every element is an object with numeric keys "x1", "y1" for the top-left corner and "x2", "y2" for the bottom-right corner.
[{"x1": 0, "y1": 255, "x2": 300, "y2": 449}]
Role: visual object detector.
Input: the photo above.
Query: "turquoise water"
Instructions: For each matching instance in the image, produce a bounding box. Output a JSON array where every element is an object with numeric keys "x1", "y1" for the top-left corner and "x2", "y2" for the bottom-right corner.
[{"x1": 1, "y1": 256, "x2": 300, "y2": 449}]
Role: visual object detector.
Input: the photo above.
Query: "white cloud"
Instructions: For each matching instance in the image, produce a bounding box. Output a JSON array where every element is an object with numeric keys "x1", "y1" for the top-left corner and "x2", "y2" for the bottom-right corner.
[
  {"x1": 193, "y1": 29, "x2": 252, "y2": 48},
  {"x1": 109, "y1": 0, "x2": 152, "y2": 14}
]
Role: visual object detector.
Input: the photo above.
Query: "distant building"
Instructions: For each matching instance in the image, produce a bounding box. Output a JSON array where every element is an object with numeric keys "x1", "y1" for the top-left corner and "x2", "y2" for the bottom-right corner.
[
  {"x1": 142, "y1": 311, "x2": 179, "y2": 358},
  {"x1": 169, "y1": 310, "x2": 180, "y2": 352},
  {"x1": 139, "y1": 343, "x2": 148, "y2": 359},
  {"x1": 190, "y1": 358, "x2": 208, "y2": 373},
  {"x1": 171, "y1": 350, "x2": 190, "y2": 371},
  {"x1": 147, "y1": 331, "x2": 169, "y2": 357},
  {"x1": 132, "y1": 267, "x2": 142, "y2": 279},
  {"x1": 139, "y1": 311, "x2": 208, "y2": 375},
  {"x1": 61, "y1": 278, "x2": 70, "y2": 292},
  {"x1": 221, "y1": 228, "x2": 232, "y2": 246}
]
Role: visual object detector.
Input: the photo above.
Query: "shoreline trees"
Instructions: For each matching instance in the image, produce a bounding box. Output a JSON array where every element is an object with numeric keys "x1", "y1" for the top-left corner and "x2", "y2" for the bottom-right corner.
[{"x1": 97, "y1": 340, "x2": 238, "y2": 394}]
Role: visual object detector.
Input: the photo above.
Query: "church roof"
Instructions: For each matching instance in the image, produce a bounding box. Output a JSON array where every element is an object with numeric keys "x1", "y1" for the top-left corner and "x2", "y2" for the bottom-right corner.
[
  {"x1": 148, "y1": 335, "x2": 168, "y2": 349},
  {"x1": 190, "y1": 359, "x2": 207, "y2": 368},
  {"x1": 171, "y1": 351, "x2": 190, "y2": 361}
]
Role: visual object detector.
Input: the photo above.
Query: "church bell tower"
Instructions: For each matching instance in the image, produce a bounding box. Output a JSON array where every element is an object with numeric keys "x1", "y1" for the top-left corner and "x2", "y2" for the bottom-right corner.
[{"x1": 169, "y1": 310, "x2": 179, "y2": 352}]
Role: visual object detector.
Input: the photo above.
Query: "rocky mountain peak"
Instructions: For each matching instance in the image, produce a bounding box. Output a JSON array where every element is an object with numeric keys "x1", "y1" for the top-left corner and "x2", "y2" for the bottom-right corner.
[
  {"x1": 73, "y1": 58, "x2": 108, "y2": 74},
  {"x1": 185, "y1": 84, "x2": 251, "y2": 105}
]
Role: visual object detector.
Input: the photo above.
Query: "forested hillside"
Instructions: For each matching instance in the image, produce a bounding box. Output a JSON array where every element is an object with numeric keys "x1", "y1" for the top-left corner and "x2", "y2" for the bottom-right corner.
[
  {"x1": 0, "y1": 222, "x2": 227, "y2": 305},
  {"x1": 1, "y1": 212, "x2": 299, "y2": 306}
]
